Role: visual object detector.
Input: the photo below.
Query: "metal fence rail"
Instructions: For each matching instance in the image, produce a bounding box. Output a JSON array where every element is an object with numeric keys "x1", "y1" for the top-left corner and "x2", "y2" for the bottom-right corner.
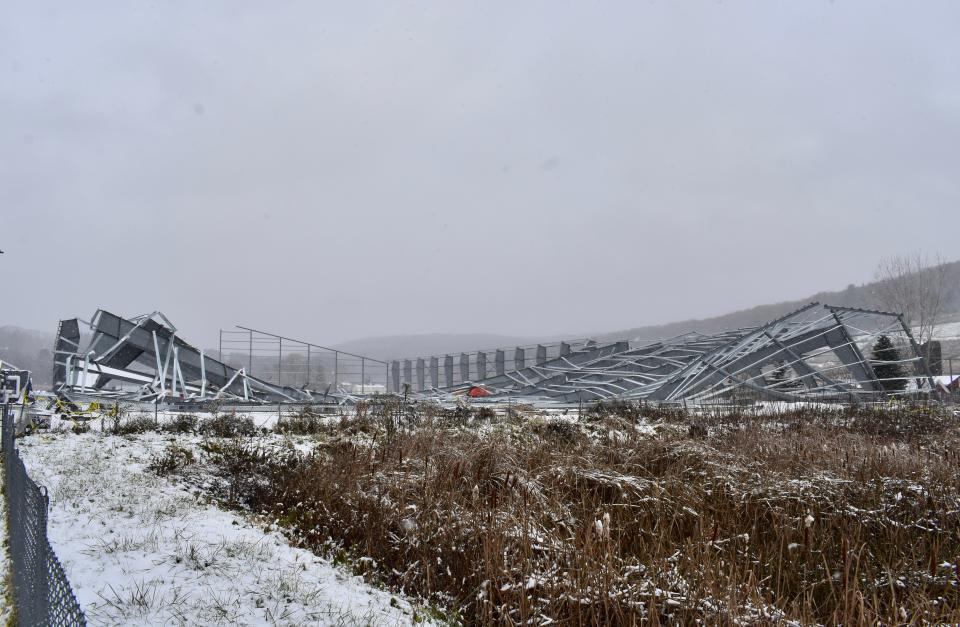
[{"x1": 2, "y1": 403, "x2": 86, "y2": 626}]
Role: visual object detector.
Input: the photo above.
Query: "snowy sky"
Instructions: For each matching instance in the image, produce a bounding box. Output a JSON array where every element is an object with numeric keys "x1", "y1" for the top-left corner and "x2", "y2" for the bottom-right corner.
[{"x1": 2, "y1": 1, "x2": 958, "y2": 345}]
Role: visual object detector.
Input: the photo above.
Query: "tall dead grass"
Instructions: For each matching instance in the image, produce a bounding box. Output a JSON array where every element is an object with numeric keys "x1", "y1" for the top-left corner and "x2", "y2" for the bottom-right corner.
[{"x1": 198, "y1": 402, "x2": 960, "y2": 625}]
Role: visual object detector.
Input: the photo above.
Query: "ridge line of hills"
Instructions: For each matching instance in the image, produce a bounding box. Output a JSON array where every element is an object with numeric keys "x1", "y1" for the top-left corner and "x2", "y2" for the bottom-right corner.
[
  {"x1": 3, "y1": 261, "x2": 958, "y2": 383},
  {"x1": 333, "y1": 260, "x2": 960, "y2": 358}
]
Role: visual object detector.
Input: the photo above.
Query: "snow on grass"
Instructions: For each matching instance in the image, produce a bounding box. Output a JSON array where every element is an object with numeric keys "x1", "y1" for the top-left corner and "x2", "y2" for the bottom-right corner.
[
  {"x1": 17, "y1": 430, "x2": 426, "y2": 626},
  {"x1": 933, "y1": 318, "x2": 960, "y2": 340},
  {"x1": 0, "y1": 455, "x2": 12, "y2": 624}
]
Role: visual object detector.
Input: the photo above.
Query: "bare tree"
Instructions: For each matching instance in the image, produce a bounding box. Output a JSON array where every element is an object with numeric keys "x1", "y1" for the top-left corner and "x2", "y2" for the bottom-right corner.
[{"x1": 873, "y1": 252, "x2": 950, "y2": 365}]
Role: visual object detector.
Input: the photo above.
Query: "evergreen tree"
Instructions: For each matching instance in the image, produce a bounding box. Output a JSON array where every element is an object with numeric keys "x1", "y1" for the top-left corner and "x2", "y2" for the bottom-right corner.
[{"x1": 871, "y1": 335, "x2": 907, "y2": 391}]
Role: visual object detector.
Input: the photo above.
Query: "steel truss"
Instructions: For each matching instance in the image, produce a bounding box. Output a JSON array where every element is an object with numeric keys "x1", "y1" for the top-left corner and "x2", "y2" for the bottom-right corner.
[
  {"x1": 52, "y1": 310, "x2": 357, "y2": 405},
  {"x1": 398, "y1": 303, "x2": 935, "y2": 403}
]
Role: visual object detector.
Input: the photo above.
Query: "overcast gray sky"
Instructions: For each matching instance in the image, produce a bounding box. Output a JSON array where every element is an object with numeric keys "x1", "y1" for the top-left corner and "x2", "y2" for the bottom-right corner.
[{"x1": 2, "y1": 1, "x2": 958, "y2": 346}]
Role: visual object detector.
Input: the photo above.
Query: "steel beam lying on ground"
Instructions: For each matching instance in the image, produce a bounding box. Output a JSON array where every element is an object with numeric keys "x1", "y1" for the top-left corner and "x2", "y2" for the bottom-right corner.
[{"x1": 407, "y1": 303, "x2": 934, "y2": 404}]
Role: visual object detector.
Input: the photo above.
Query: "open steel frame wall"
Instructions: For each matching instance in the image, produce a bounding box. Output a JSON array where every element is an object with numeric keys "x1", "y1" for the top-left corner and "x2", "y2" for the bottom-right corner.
[
  {"x1": 385, "y1": 338, "x2": 594, "y2": 394},
  {"x1": 218, "y1": 326, "x2": 389, "y2": 393},
  {"x1": 53, "y1": 310, "x2": 356, "y2": 404},
  {"x1": 399, "y1": 303, "x2": 935, "y2": 404}
]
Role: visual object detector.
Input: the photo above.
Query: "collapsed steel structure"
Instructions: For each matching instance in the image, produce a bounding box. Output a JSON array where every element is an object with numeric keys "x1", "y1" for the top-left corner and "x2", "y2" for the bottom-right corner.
[
  {"x1": 51, "y1": 304, "x2": 934, "y2": 407},
  {"x1": 390, "y1": 303, "x2": 935, "y2": 403},
  {"x1": 53, "y1": 310, "x2": 352, "y2": 404}
]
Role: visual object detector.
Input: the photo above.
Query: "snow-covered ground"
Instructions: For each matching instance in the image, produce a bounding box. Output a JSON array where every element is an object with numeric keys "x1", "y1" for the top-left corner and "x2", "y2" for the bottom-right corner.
[
  {"x1": 17, "y1": 428, "x2": 427, "y2": 626},
  {"x1": 932, "y1": 317, "x2": 960, "y2": 341},
  {"x1": 0, "y1": 455, "x2": 12, "y2": 624}
]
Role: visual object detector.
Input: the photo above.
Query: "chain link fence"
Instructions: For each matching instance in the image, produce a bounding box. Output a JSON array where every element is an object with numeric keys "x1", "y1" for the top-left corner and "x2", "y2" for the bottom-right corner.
[{"x1": 2, "y1": 403, "x2": 86, "y2": 626}]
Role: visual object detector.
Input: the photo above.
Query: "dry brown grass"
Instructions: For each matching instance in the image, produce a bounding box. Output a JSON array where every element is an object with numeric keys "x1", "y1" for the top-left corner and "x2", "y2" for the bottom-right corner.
[{"x1": 196, "y1": 402, "x2": 960, "y2": 625}]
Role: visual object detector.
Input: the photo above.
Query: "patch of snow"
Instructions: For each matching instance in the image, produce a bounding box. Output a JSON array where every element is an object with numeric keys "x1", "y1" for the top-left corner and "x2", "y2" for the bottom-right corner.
[
  {"x1": 932, "y1": 319, "x2": 960, "y2": 341},
  {"x1": 0, "y1": 455, "x2": 12, "y2": 623},
  {"x1": 17, "y1": 431, "x2": 425, "y2": 626}
]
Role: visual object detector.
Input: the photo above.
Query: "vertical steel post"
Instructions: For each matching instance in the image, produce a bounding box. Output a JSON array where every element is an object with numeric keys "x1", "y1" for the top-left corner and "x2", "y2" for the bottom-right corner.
[
  {"x1": 444, "y1": 355, "x2": 454, "y2": 387},
  {"x1": 334, "y1": 351, "x2": 339, "y2": 389},
  {"x1": 200, "y1": 350, "x2": 207, "y2": 399},
  {"x1": 278, "y1": 337, "x2": 282, "y2": 386},
  {"x1": 361, "y1": 358, "x2": 365, "y2": 394},
  {"x1": 219, "y1": 329, "x2": 223, "y2": 363},
  {"x1": 306, "y1": 345, "x2": 311, "y2": 387},
  {"x1": 248, "y1": 329, "x2": 253, "y2": 377}
]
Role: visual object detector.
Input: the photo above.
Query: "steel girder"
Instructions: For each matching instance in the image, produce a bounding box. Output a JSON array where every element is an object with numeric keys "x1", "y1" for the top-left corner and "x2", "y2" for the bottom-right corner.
[
  {"x1": 409, "y1": 303, "x2": 934, "y2": 403},
  {"x1": 53, "y1": 310, "x2": 321, "y2": 404}
]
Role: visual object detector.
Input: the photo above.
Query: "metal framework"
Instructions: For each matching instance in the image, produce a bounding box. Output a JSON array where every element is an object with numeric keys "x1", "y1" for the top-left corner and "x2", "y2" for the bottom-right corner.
[
  {"x1": 49, "y1": 304, "x2": 935, "y2": 407},
  {"x1": 218, "y1": 326, "x2": 388, "y2": 394},
  {"x1": 395, "y1": 303, "x2": 935, "y2": 403},
  {"x1": 52, "y1": 310, "x2": 373, "y2": 405}
]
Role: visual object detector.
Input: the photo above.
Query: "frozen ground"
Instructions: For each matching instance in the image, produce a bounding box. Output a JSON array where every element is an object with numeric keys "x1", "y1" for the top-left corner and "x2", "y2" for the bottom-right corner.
[
  {"x1": 0, "y1": 456, "x2": 12, "y2": 624},
  {"x1": 933, "y1": 318, "x2": 960, "y2": 341},
  {"x1": 17, "y1": 428, "x2": 427, "y2": 626}
]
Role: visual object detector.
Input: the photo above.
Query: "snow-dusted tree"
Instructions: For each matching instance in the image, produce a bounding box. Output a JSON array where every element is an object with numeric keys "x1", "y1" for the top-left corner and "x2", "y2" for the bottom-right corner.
[
  {"x1": 871, "y1": 335, "x2": 907, "y2": 392},
  {"x1": 873, "y1": 253, "x2": 950, "y2": 364}
]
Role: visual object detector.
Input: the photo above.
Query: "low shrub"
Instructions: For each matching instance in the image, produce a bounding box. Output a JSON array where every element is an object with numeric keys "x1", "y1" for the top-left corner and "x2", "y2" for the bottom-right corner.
[
  {"x1": 531, "y1": 417, "x2": 583, "y2": 444},
  {"x1": 164, "y1": 413, "x2": 199, "y2": 434},
  {"x1": 275, "y1": 410, "x2": 324, "y2": 435},
  {"x1": 199, "y1": 413, "x2": 256, "y2": 438},
  {"x1": 112, "y1": 415, "x2": 157, "y2": 435},
  {"x1": 148, "y1": 444, "x2": 195, "y2": 476}
]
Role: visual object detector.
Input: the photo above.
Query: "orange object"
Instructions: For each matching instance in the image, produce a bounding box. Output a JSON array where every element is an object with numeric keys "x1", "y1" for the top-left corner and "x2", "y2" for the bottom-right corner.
[{"x1": 467, "y1": 386, "x2": 491, "y2": 398}]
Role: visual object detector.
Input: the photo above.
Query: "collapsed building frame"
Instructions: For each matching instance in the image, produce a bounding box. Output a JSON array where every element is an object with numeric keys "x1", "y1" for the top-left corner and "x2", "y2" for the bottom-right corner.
[
  {"x1": 387, "y1": 303, "x2": 935, "y2": 404},
  {"x1": 52, "y1": 303, "x2": 935, "y2": 407},
  {"x1": 53, "y1": 310, "x2": 383, "y2": 405}
]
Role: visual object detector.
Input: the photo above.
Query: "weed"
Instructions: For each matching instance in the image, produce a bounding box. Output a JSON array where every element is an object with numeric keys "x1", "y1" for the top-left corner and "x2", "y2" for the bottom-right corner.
[
  {"x1": 275, "y1": 408, "x2": 325, "y2": 435},
  {"x1": 199, "y1": 413, "x2": 256, "y2": 438},
  {"x1": 163, "y1": 413, "x2": 198, "y2": 434},
  {"x1": 195, "y1": 402, "x2": 960, "y2": 625},
  {"x1": 148, "y1": 444, "x2": 196, "y2": 476},
  {"x1": 112, "y1": 415, "x2": 158, "y2": 435}
]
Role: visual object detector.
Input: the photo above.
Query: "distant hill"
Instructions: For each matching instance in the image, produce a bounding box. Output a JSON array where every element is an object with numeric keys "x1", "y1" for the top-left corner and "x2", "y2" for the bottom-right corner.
[
  {"x1": 0, "y1": 325, "x2": 55, "y2": 386},
  {"x1": 333, "y1": 260, "x2": 960, "y2": 357},
  {"x1": 595, "y1": 260, "x2": 960, "y2": 343}
]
